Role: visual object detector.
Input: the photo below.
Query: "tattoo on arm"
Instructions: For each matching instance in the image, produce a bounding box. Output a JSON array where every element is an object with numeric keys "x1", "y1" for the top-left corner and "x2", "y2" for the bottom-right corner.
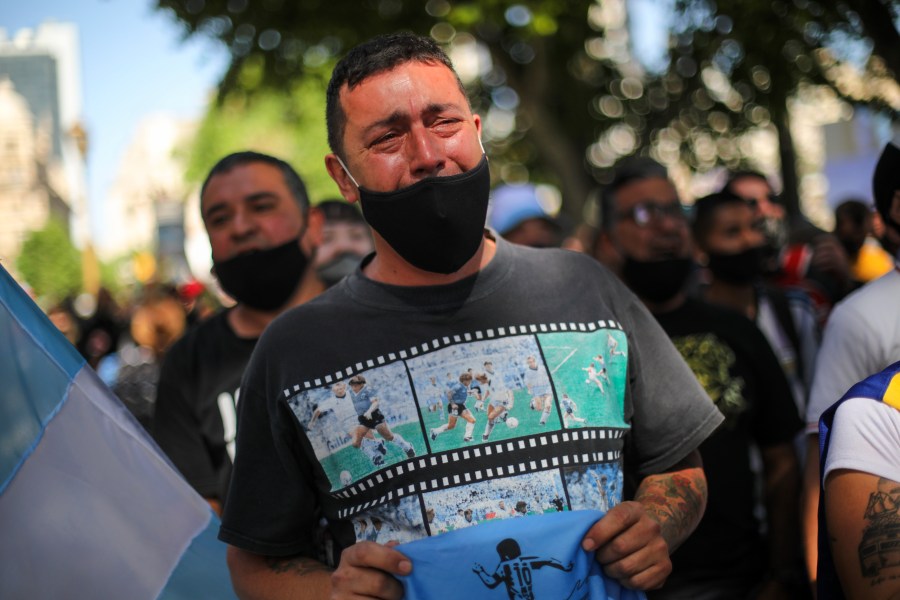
[
  {"x1": 857, "y1": 477, "x2": 900, "y2": 586},
  {"x1": 637, "y1": 469, "x2": 707, "y2": 550},
  {"x1": 264, "y1": 555, "x2": 333, "y2": 576}
]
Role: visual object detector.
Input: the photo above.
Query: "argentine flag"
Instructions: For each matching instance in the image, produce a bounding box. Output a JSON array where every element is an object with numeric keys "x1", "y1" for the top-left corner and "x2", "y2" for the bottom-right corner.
[{"x1": 0, "y1": 265, "x2": 236, "y2": 599}]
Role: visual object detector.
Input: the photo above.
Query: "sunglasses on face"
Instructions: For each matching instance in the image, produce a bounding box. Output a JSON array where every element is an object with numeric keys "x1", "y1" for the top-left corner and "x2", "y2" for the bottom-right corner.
[
  {"x1": 741, "y1": 193, "x2": 779, "y2": 210},
  {"x1": 617, "y1": 202, "x2": 688, "y2": 227}
]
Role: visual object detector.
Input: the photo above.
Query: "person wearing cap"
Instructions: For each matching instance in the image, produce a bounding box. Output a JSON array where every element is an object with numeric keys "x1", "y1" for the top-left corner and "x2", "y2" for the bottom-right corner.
[
  {"x1": 152, "y1": 151, "x2": 324, "y2": 515},
  {"x1": 488, "y1": 183, "x2": 563, "y2": 248},
  {"x1": 220, "y1": 33, "x2": 722, "y2": 599},
  {"x1": 800, "y1": 136, "x2": 900, "y2": 594}
]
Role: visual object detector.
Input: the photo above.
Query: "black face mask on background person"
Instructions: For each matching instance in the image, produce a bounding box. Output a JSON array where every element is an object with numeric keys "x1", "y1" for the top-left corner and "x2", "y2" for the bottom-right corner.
[
  {"x1": 316, "y1": 252, "x2": 363, "y2": 287},
  {"x1": 706, "y1": 245, "x2": 765, "y2": 285},
  {"x1": 213, "y1": 237, "x2": 308, "y2": 311},
  {"x1": 621, "y1": 256, "x2": 693, "y2": 303},
  {"x1": 340, "y1": 155, "x2": 491, "y2": 274}
]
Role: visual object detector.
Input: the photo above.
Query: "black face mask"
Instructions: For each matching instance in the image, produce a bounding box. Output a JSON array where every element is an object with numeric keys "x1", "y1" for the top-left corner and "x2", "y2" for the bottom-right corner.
[
  {"x1": 213, "y1": 238, "x2": 308, "y2": 311},
  {"x1": 316, "y1": 252, "x2": 363, "y2": 287},
  {"x1": 354, "y1": 155, "x2": 491, "y2": 274},
  {"x1": 707, "y1": 246, "x2": 764, "y2": 284},
  {"x1": 621, "y1": 256, "x2": 693, "y2": 303}
]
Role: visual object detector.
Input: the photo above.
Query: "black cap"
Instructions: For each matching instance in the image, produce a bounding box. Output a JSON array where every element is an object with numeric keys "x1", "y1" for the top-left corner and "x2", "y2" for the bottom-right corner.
[{"x1": 873, "y1": 136, "x2": 900, "y2": 224}]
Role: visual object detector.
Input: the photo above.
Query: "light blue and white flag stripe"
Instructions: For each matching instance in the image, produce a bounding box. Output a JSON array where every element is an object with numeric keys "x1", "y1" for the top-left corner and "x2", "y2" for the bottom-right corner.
[{"x1": 0, "y1": 265, "x2": 236, "y2": 599}]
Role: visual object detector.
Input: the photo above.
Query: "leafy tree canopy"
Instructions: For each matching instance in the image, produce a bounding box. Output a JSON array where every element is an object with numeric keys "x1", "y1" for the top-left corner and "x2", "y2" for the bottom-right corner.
[
  {"x1": 182, "y1": 66, "x2": 340, "y2": 202},
  {"x1": 157, "y1": 0, "x2": 899, "y2": 220},
  {"x1": 16, "y1": 219, "x2": 83, "y2": 302}
]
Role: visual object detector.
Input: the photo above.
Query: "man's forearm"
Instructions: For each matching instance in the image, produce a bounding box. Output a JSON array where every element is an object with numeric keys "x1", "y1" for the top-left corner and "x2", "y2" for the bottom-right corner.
[
  {"x1": 801, "y1": 434, "x2": 822, "y2": 595},
  {"x1": 633, "y1": 450, "x2": 707, "y2": 553},
  {"x1": 227, "y1": 546, "x2": 333, "y2": 600}
]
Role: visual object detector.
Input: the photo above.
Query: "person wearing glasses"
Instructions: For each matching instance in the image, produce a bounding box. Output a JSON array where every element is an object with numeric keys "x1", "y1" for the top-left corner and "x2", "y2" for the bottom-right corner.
[{"x1": 591, "y1": 158, "x2": 807, "y2": 599}]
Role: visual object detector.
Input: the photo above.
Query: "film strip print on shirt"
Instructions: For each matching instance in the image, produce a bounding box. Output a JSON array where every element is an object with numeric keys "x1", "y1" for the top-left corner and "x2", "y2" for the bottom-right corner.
[
  {"x1": 281, "y1": 319, "x2": 625, "y2": 397},
  {"x1": 332, "y1": 427, "x2": 625, "y2": 518}
]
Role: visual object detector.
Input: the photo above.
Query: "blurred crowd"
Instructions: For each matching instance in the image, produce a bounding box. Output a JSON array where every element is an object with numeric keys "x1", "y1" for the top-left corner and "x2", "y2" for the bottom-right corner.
[
  {"x1": 44, "y1": 281, "x2": 218, "y2": 429},
  {"x1": 42, "y1": 196, "x2": 375, "y2": 433}
]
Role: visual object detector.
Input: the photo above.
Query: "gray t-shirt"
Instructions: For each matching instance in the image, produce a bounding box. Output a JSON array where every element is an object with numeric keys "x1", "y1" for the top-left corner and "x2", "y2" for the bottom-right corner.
[{"x1": 220, "y1": 238, "x2": 723, "y2": 561}]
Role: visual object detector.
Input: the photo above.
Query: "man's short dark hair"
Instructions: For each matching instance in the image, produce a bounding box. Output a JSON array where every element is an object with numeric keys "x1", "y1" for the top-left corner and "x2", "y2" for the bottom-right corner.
[
  {"x1": 690, "y1": 191, "x2": 748, "y2": 246},
  {"x1": 834, "y1": 199, "x2": 870, "y2": 229},
  {"x1": 599, "y1": 157, "x2": 669, "y2": 231},
  {"x1": 200, "y1": 151, "x2": 309, "y2": 211},
  {"x1": 723, "y1": 170, "x2": 772, "y2": 195},
  {"x1": 318, "y1": 198, "x2": 366, "y2": 225},
  {"x1": 326, "y1": 32, "x2": 467, "y2": 161}
]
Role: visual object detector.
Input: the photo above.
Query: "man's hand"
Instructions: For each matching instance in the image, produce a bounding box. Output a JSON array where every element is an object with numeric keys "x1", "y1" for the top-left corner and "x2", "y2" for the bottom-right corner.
[
  {"x1": 330, "y1": 541, "x2": 411, "y2": 600},
  {"x1": 581, "y1": 501, "x2": 671, "y2": 590},
  {"x1": 582, "y1": 450, "x2": 707, "y2": 591}
]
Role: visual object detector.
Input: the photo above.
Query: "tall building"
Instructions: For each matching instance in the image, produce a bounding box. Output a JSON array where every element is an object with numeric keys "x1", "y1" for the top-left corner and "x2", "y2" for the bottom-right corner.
[
  {"x1": 0, "y1": 21, "x2": 88, "y2": 267},
  {"x1": 104, "y1": 113, "x2": 197, "y2": 281},
  {"x1": 0, "y1": 79, "x2": 70, "y2": 270}
]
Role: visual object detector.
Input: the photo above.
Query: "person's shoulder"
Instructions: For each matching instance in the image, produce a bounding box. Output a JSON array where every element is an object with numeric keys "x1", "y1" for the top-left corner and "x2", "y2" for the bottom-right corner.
[
  {"x1": 680, "y1": 296, "x2": 756, "y2": 328},
  {"x1": 671, "y1": 298, "x2": 777, "y2": 356},
  {"x1": 830, "y1": 268, "x2": 899, "y2": 321},
  {"x1": 259, "y1": 284, "x2": 349, "y2": 343},
  {"x1": 844, "y1": 267, "x2": 899, "y2": 302},
  {"x1": 507, "y1": 243, "x2": 620, "y2": 285},
  {"x1": 510, "y1": 243, "x2": 605, "y2": 269},
  {"x1": 164, "y1": 309, "x2": 232, "y2": 358}
]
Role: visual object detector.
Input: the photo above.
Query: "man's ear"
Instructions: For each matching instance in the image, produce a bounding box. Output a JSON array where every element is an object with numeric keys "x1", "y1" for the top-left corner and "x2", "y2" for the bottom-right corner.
[
  {"x1": 693, "y1": 247, "x2": 709, "y2": 267},
  {"x1": 890, "y1": 191, "x2": 900, "y2": 224},
  {"x1": 325, "y1": 154, "x2": 360, "y2": 203},
  {"x1": 301, "y1": 206, "x2": 325, "y2": 254},
  {"x1": 592, "y1": 229, "x2": 623, "y2": 274}
]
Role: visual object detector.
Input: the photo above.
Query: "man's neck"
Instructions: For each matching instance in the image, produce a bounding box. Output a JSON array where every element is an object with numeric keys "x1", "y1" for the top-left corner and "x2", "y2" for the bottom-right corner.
[
  {"x1": 363, "y1": 234, "x2": 496, "y2": 287},
  {"x1": 703, "y1": 279, "x2": 757, "y2": 320},
  {"x1": 226, "y1": 268, "x2": 326, "y2": 338},
  {"x1": 641, "y1": 292, "x2": 687, "y2": 315}
]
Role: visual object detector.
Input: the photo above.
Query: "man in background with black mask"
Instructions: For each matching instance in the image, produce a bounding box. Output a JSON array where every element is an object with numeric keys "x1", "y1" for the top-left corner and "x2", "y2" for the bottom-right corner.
[
  {"x1": 592, "y1": 157, "x2": 806, "y2": 598},
  {"x1": 220, "y1": 33, "x2": 723, "y2": 600},
  {"x1": 725, "y1": 170, "x2": 853, "y2": 323},
  {"x1": 691, "y1": 191, "x2": 819, "y2": 423},
  {"x1": 313, "y1": 199, "x2": 373, "y2": 287},
  {"x1": 153, "y1": 151, "x2": 323, "y2": 515}
]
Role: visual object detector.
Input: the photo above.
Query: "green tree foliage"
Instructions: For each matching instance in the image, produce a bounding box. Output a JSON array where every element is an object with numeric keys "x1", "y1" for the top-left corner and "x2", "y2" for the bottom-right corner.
[
  {"x1": 614, "y1": 0, "x2": 900, "y2": 216},
  {"x1": 183, "y1": 66, "x2": 339, "y2": 202},
  {"x1": 16, "y1": 219, "x2": 83, "y2": 301},
  {"x1": 157, "y1": 0, "x2": 899, "y2": 220}
]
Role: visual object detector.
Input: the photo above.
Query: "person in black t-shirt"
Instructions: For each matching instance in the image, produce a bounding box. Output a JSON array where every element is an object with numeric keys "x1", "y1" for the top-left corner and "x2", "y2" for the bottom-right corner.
[
  {"x1": 591, "y1": 157, "x2": 807, "y2": 598},
  {"x1": 152, "y1": 151, "x2": 325, "y2": 514},
  {"x1": 221, "y1": 33, "x2": 722, "y2": 600}
]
